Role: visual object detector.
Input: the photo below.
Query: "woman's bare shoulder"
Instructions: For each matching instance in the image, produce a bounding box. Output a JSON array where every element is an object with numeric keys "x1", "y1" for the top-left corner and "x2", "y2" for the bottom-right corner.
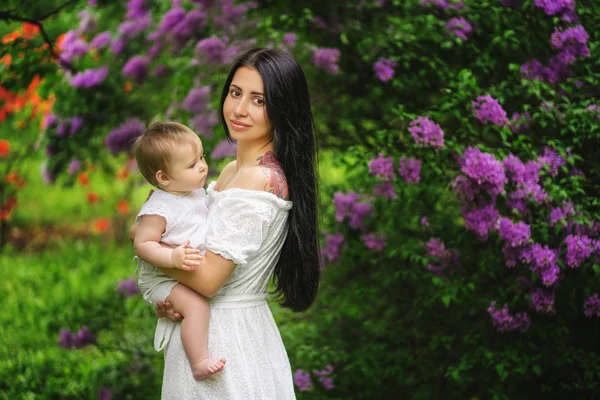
[
  {"x1": 227, "y1": 158, "x2": 288, "y2": 200},
  {"x1": 214, "y1": 161, "x2": 237, "y2": 191}
]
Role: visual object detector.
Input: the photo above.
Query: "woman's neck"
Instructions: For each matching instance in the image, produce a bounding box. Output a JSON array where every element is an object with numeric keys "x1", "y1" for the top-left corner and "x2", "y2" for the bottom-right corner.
[{"x1": 235, "y1": 137, "x2": 273, "y2": 169}]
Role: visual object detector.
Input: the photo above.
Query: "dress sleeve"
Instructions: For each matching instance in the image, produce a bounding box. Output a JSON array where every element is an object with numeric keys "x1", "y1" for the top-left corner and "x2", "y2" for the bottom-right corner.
[
  {"x1": 205, "y1": 196, "x2": 274, "y2": 267},
  {"x1": 135, "y1": 191, "x2": 172, "y2": 230}
]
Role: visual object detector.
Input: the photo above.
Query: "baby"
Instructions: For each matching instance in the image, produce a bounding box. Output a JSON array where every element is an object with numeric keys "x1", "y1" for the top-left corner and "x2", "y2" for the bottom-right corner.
[{"x1": 132, "y1": 120, "x2": 225, "y2": 380}]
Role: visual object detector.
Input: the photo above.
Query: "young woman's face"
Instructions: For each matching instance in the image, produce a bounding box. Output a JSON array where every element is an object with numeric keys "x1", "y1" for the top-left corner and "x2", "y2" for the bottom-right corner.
[{"x1": 222, "y1": 66, "x2": 273, "y2": 143}]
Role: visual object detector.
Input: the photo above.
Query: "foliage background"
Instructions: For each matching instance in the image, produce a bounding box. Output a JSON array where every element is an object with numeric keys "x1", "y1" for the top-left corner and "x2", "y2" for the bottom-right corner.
[{"x1": 1, "y1": 0, "x2": 600, "y2": 399}]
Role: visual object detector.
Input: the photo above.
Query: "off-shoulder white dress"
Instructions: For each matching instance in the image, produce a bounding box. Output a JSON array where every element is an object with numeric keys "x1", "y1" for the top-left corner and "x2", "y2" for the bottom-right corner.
[{"x1": 160, "y1": 182, "x2": 296, "y2": 400}]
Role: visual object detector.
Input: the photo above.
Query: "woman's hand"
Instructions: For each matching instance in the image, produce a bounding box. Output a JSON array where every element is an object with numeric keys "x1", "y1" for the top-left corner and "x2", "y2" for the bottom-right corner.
[{"x1": 156, "y1": 300, "x2": 183, "y2": 322}]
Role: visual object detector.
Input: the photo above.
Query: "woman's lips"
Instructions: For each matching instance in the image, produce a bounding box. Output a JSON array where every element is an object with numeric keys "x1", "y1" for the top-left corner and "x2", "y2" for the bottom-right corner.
[{"x1": 230, "y1": 120, "x2": 251, "y2": 131}]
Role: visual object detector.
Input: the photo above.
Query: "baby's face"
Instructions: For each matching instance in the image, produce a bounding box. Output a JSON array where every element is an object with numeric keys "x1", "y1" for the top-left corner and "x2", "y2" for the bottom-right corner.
[{"x1": 167, "y1": 136, "x2": 208, "y2": 192}]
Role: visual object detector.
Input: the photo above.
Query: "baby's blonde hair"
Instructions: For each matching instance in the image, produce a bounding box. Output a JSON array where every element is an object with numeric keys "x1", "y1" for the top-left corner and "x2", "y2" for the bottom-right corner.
[{"x1": 133, "y1": 120, "x2": 200, "y2": 188}]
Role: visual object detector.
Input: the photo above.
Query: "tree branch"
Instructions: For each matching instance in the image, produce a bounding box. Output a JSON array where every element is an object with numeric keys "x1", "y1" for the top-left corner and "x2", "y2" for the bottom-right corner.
[{"x1": 0, "y1": 0, "x2": 80, "y2": 74}]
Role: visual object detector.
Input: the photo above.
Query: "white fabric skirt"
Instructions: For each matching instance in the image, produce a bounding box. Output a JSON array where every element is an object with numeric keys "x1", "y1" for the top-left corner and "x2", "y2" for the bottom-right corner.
[{"x1": 160, "y1": 294, "x2": 296, "y2": 400}]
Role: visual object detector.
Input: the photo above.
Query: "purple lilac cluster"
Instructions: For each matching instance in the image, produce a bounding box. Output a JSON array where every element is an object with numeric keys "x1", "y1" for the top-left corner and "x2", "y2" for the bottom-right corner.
[
  {"x1": 68, "y1": 159, "x2": 82, "y2": 176},
  {"x1": 549, "y1": 201, "x2": 574, "y2": 226},
  {"x1": 472, "y1": 95, "x2": 508, "y2": 126},
  {"x1": 182, "y1": 87, "x2": 210, "y2": 114},
  {"x1": 460, "y1": 147, "x2": 506, "y2": 196},
  {"x1": 503, "y1": 154, "x2": 547, "y2": 210},
  {"x1": 498, "y1": 217, "x2": 531, "y2": 247},
  {"x1": 463, "y1": 203, "x2": 499, "y2": 241},
  {"x1": 313, "y1": 364, "x2": 335, "y2": 390},
  {"x1": 534, "y1": 0, "x2": 575, "y2": 17},
  {"x1": 293, "y1": 369, "x2": 313, "y2": 392},
  {"x1": 421, "y1": 216, "x2": 429, "y2": 227},
  {"x1": 312, "y1": 48, "x2": 341, "y2": 74},
  {"x1": 445, "y1": 18, "x2": 473, "y2": 41},
  {"x1": 53, "y1": 116, "x2": 84, "y2": 137},
  {"x1": 333, "y1": 192, "x2": 373, "y2": 230},
  {"x1": 321, "y1": 233, "x2": 345, "y2": 264},
  {"x1": 398, "y1": 157, "x2": 421, "y2": 185},
  {"x1": 90, "y1": 31, "x2": 111, "y2": 49},
  {"x1": 105, "y1": 118, "x2": 145, "y2": 155},
  {"x1": 487, "y1": 301, "x2": 530, "y2": 333},
  {"x1": 425, "y1": 237, "x2": 460, "y2": 276},
  {"x1": 283, "y1": 32, "x2": 297, "y2": 47},
  {"x1": 123, "y1": 56, "x2": 149, "y2": 83},
  {"x1": 509, "y1": 111, "x2": 531, "y2": 133},
  {"x1": 78, "y1": 10, "x2": 97, "y2": 33},
  {"x1": 368, "y1": 154, "x2": 395, "y2": 181},
  {"x1": 58, "y1": 326, "x2": 97, "y2": 349},
  {"x1": 213, "y1": 0, "x2": 256, "y2": 30},
  {"x1": 521, "y1": 244, "x2": 560, "y2": 286},
  {"x1": 530, "y1": 288, "x2": 555, "y2": 313},
  {"x1": 195, "y1": 37, "x2": 230, "y2": 64},
  {"x1": 69, "y1": 66, "x2": 109, "y2": 88},
  {"x1": 117, "y1": 277, "x2": 141, "y2": 297},
  {"x1": 537, "y1": 147, "x2": 565, "y2": 177},
  {"x1": 584, "y1": 294, "x2": 600, "y2": 318},
  {"x1": 564, "y1": 234, "x2": 596, "y2": 268},
  {"x1": 211, "y1": 139, "x2": 237, "y2": 160},
  {"x1": 362, "y1": 232, "x2": 387, "y2": 253},
  {"x1": 408, "y1": 116, "x2": 445, "y2": 148},
  {"x1": 373, "y1": 182, "x2": 396, "y2": 200},
  {"x1": 374, "y1": 58, "x2": 397, "y2": 82},
  {"x1": 60, "y1": 30, "x2": 88, "y2": 63}
]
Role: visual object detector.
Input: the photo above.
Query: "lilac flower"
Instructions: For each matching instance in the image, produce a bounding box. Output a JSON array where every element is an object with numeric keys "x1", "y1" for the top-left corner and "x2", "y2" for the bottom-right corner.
[
  {"x1": 497, "y1": 217, "x2": 531, "y2": 247},
  {"x1": 151, "y1": 64, "x2": 168, "y2": 77},
  {"x1": 319, "y1": 377, "x2": 335, "y2": 390},
  {"x1": 213, "y1": 0, "x2": 252, "y2": 27},
  {"x1": 172, "y1": 10, "x2": 207, "y2": 44},
  {"x1": 425, "y1": 237, "x2": 460, "y2": 275},
  {"x1": 59, "y1": 329, "x2": 74, "y2": 348},
  {"x1": 333, "y1": 192, "x2": 360, "y2": 222},
  {"x1": 498, "y1": 0, "x2": 521, "y2": 7},
  {"x1": 408, "y1": 116, "x2": 445, "y2": 148},
  {"x1": 70, "y1": 66, "x2": 109, "y2": 88},
  {"x1": 195, "y1": 37, "x2": 228, "y2": 64},
  {"x1": 110, "y1": 37, "x2": 126, "y2": 55},
  {"x1": 313, "y1": 365, "x2": 335, "y2": 390},
  {"x1": 472, "y1": 95, "x2": 508, "y2": 126},
  {"x1": 421, "y1": 217, "x2": 429, "y2": 227},
  {"x1": 312, "y1": 16, "x2": 328, "y2": 29},
  {"x1": 88, "y1": 0, "x2": 97, "y2": 5},
  {"x1": 293, "y1": 369, "x2": 313, "y2": 392},
  {"x1": 98, "y1": 388, "x2": 112, "y2": 400},
  {"x1": 520, "y1": 59, "x2": 545, "y2": 81},
  {"x1": 551, "y1": 26, "x2": 589, "y2": 53},
  {"x1": 522, "y1": 244, "x2": 560, "y2": 286},
  {"x1": 123, "y1": 56, "x2": 149, "y2": 84},
  {"x1": 502, "y1": 243, "x2": 525, "y2": 267},
  {"x1": 399, "y1": 157, "x2": 421, "y2": 185},
  {"x1": 373, "y1": 182, "x2": 396, "y2": 200},
  {"x1": 56, "y1": 122, "x2": 68, "y2": 137},
  {"x1": 60, "y1": 31, "x2": 88, "y2": 62},
  {"x1": 460, "y1": 147, "x2": 506, "y2": 196},
  {"x1": 117, "y1": 277, "x2": 141, "y2": 297},
  {"x1": 43, "y1": 113, "x2": 57, "y2": 130},
  {"x1": 537, "y1": 147, "x2": 565, "y2": 177},
  {"x1": 190, "y1": 113, "x2": 217, "y2": 137},
  {"x1": 509, "y1": 112, "x2": 531, "y2": 133},
  {"x1": 68, "y1": 159, "x2": 82, "y2": 176},
  {"x1": 90, "y1": 31, "x2": 111, "y2": 49},
  {"x1": 118, "y1": 15, "x2": 152, "y2": 40},
  {"x1": 445, "y1": 17, "x2": 473, "y2": 41},
  {"x1": 584, "y1": 293, "x2": 600, "y2": 318},
  {"x1": 452, "y1": 176, "x2": 478, "y2": 203},
  {"x1": 105, "y1": 118, "x2": 145, "y2": 155},
  {"x1": 463, "y1": 204, "x2": 500, "y2": 241},
  {"x1": 530, "y1": 288, "x2": 555, "y2": 314},
  {"x1": 211, "y1": 139, "x2": 237, "y2": 160},
  {"x1": 549, "y1": 201, "x2": 574, "y2": 226},
  {"x1": 78, "y1": 11, "x2": 97, "y2": 33},
  {"x1": 534, "y1": 0, "x2": 575, "y2": 16},
  {"x1": 506, "y1": 190, "x2": 529, "y2": 214},
  {"x1": 321, "y1": 233, "x2": 344, "y2": 264},
  {"x1": 283, "y1": 32, "x2": 297, "y2": 47},
  {"x1": 362, "y1": 232, "x2": 387, "y2": 253},
  {"x1": 126, "y1": 0, "x2": 148, "y2": 19},
  {"x1": 41, "y1": 162, "x2": 56, "y2": 184},
  {"x1": 487, "y1": 301, "x2": 530, "y2": 333},
  {"x1": 368, "y1": 153, "x2": 395, "y2": 181},
  {"x1": 374, "y1": 58, "x2": 397, "y2": 82},
  {"x1": 564, "y1": 234, "x2": 594, "y2": 268},
  {"x1": 183, "y1": 87, "x2": 210, "y2": 114},
  {"x1": 312, "y1": 48, "x2": 341, "y2": 74},
  {"x1": 72, "y1": 325, "x2": 97, "y2": 348},
  {"x1": 70, "y1": 117, "x2": 84, "y2": 135},
  {"x1": 348, "y1": 202, "x2": 373, "y2": 230},
  {"x1": 158, "y1": 6, "x2": 186, "y2": 34}
]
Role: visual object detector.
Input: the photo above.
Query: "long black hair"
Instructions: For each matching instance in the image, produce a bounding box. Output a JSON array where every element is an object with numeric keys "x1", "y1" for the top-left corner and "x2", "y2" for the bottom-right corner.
[{"x1": 219, "y1": 48, "x2": 320, "y2": 312}]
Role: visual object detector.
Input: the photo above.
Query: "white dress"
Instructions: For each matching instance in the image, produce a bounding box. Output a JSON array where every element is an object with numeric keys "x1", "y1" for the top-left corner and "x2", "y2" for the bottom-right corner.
[{"x1": 160, "y1": 182, "x2": 296, "y2": 400}]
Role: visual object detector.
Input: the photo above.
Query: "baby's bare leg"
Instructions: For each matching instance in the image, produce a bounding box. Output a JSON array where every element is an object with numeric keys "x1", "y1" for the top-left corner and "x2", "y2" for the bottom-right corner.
[{"x1": 167, "y1": 284, "x2": 226, "y2": 380}]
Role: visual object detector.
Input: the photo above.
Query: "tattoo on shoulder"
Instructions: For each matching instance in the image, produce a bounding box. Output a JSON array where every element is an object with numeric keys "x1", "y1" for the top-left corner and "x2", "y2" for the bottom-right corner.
[{"x1": 257, "y1": 151, "x2": 289, "y2": 200}]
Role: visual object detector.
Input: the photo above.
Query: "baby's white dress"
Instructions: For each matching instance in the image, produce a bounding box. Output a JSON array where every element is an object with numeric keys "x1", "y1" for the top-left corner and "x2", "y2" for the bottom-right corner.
[
  {"x1": 160, "y1": 182, "x2": 296, "y2": 399},
  {"x1": 135, "y1": 188, "x2": 208, "y2": 350}
]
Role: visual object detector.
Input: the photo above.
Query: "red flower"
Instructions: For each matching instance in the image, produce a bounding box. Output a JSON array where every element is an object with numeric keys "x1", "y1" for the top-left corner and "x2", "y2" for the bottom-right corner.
[
  {"x1": 0, "y1": 140, "x2": 9, "y2": 158},
  {"x1": 117, "y1": 200, "x2": 130, "y2": 215},
  {"x1": 78, "y1": 172, "x2": 89, "y2": 187},
  {"x1": 87, "y1": 192, "x2": 99, "y2": 204},
  {"x1": 93, "y1": 218, "x2": 111, "y2": 233}
]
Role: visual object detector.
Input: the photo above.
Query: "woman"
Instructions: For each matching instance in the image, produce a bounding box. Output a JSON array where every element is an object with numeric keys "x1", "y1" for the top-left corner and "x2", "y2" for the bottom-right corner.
[{"x1": 153, "y1": 48, "x2": 320, "y2": 398}]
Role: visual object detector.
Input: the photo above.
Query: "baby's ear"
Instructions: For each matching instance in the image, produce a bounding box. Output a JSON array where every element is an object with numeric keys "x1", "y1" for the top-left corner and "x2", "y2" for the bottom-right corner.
[{"x1": 156, "y1": 170, "x2": 170, "y2": 187}]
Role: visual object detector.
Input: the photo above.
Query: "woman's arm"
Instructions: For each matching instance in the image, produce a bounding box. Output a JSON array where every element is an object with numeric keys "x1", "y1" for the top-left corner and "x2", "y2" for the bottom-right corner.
[{"x1": 158, "y1": 251, "x2": 236, "y2": 297}]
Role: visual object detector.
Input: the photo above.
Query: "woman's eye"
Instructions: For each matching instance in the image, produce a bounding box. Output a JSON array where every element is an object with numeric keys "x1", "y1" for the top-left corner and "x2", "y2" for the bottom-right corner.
[
  {"x1": 231, "y1": 89, "x2": 241, "y2": 97},
  {"x1": 253, "y1": 97, "x2": 264, "y2": 106}
]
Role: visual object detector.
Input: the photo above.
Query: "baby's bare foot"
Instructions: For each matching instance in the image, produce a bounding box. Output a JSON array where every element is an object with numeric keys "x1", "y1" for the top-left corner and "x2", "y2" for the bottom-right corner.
[{"x1": 191, "y1": 358, "x2": 226, "y2": 380}]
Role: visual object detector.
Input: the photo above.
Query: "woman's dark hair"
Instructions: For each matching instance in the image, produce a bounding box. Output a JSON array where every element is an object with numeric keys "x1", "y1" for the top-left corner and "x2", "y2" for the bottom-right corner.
[{"x1": 219, "y1": 48, "x2": 320, "y2": 312}]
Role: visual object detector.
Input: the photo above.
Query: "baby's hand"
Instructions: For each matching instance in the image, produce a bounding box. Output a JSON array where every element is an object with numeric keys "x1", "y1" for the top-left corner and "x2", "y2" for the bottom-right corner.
[{"x1": 170, "y1": 240, "x2": 202, "y2": 270}]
